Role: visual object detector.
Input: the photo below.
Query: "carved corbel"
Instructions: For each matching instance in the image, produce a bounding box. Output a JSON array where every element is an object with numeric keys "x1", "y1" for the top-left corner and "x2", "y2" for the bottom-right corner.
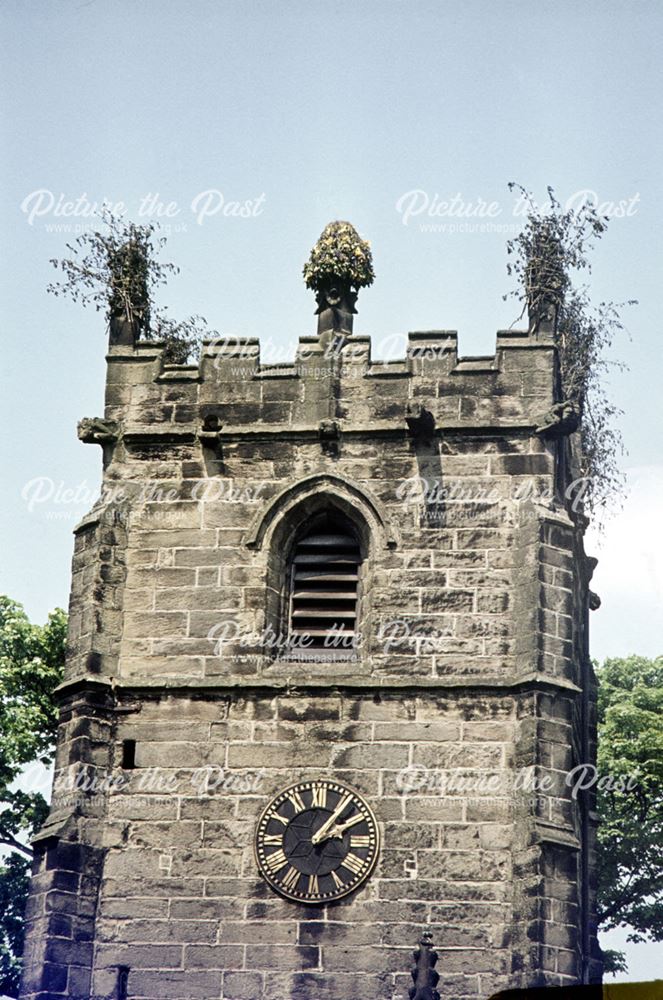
[
  {"x1": 199, "y1": 413, "x2": 223, "y2": 446},
  {"x1": 406, "y1": 402, "x2": 436, "y2": 438},
  {"x1": 199, "y1": 414, "x2": 224, "y2": 471},
  {"x1": 319, "y1": 419, "x2": 340, "y2": 456}
]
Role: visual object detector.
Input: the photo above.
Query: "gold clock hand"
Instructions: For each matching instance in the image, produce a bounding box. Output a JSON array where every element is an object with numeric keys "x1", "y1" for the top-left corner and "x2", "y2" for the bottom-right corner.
[
  {"x1": 325, "y1": 812, "x2": 365, "y2": 839},
  {"x1": 311, "y1": 793, "x2": 352, "y2": 845}
]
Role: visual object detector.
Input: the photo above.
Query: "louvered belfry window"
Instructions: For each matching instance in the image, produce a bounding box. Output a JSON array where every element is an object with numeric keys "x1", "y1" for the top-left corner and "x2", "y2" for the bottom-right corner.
[{"x1": 287, "y1": 514, "x2": 362, "y2": 653}]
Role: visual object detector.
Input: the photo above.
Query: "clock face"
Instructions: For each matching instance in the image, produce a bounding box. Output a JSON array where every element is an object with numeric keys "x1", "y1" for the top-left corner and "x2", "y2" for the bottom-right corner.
[{"x1": 255, "y1": 779, "x2": 380, "y2": 903}]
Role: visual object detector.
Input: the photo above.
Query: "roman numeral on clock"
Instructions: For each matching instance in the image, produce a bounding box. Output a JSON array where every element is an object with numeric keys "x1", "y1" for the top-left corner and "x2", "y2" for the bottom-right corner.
[
  {"x1": 281, "y1": 866, "x2": 300, "y2": 890},
  {"x1": 264, "y1": 849, "x2": 288, "y2": 873},
  {"x1": 350, "y1": 835, "x2": 371, "y2": 848},
  {"x1": 311, "y1": 783, "x2": 327, "y2": 808},
  {"x1": 263, "y1": 834, "x2": 282, "y2": 845},
  {"x1": 331, "y1": 870, "x2": 344, "y2": 889},
  {"x1": 341, "y1": 852, "x2": 364, "y2": 876},
  {"x1": 287, "y1": 789, "x2": 305, "y2": 812},
  {"x1": 307, "y1": 874, "x2": 319, "y2": 894}
]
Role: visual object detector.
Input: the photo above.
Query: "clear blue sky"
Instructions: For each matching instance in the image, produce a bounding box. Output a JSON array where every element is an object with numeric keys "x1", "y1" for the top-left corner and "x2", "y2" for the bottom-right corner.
[{"x1": 1, "y1": 0, "x2": 661, "y2": 979}]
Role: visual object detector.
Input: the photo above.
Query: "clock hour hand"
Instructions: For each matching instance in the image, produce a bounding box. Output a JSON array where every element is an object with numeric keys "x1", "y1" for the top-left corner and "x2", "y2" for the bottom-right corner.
[{"x1": 324, "y1": 811, "x2": 365, "y2": 840}]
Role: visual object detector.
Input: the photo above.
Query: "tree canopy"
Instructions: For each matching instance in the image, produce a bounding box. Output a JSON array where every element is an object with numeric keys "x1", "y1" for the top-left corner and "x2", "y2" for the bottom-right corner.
[
  {"x1": 596, "y1": 655, "x2": 663, "y2": 972},
  {"x1": 0, "y1": 596, "x2": 66, "y2": 996}
]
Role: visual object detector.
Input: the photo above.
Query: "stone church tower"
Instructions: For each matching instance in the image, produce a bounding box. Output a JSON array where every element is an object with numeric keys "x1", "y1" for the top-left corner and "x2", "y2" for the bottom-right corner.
[{"x1": 21, "y1": 225, "x2": 601, "y2": 1000}]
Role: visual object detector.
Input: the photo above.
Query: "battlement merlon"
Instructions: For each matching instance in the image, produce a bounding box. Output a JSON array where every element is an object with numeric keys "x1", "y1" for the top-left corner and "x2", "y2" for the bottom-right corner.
[{"x1": 101, "y1": 326, "x2": 560, "y2": 438}]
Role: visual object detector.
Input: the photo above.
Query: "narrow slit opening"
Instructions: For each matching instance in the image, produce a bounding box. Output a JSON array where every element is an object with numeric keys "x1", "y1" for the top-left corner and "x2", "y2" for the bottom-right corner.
[
  {"x1": 117, "y1": 965, "x2": 129, "y2": 1000},
  {"x1": 121, "y1": 740, "x2": 136, "y2": 770}
]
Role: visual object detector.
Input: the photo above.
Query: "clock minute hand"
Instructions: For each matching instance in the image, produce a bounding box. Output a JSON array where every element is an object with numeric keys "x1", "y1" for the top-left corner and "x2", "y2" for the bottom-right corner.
[{"x1": 311, "y1": 795, "x2": 352, "y2": 845}]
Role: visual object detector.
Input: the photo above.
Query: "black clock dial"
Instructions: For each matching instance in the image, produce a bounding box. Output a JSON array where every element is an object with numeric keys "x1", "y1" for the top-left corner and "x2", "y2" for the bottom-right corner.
[{"x1": 255, "y1": 780, "x2": 380, "y2": 903}]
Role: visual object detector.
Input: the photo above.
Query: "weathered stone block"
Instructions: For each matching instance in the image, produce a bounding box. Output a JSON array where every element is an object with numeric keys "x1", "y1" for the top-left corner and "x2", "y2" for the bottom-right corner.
[
  {"x1": 244, "y1": 944, "x2": 319, "y2": 971},
  {"x1": 128, "y1": 969, "x2": 223, "y2": 997},
  {"x1": 223, "y1": 970, "x2": 265, "y2": 1000}
]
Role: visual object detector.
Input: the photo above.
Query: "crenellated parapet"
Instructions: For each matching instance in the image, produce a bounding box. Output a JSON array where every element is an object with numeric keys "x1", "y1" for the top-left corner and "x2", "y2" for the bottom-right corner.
[{"x1": 100, "y1": 325, "x2": 560, "y2": 455}]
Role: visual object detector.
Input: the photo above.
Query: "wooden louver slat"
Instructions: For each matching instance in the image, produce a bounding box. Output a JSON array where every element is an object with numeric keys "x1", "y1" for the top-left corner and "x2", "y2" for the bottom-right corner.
[
  {"x1": 288, "y1": 520, "x2": 361, "y2": 651},
  {"x1": 294, "y1": 571, "x2": 360, "y2": 582},
  {"x1": 293, "y1": 590, "x2": 358, "y2": 600},
  {"x1": 293, "y1": 553, "x2": 361, "y2": 565},
  {"x1": 292, "y1": 608, "x2": 358, "y2": 619}
]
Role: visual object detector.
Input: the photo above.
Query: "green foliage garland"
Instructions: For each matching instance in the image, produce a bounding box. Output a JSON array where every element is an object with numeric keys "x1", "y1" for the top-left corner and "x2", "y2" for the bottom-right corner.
[{"x1": 303, "y1": 220, "x2": 375, "y2": 292}]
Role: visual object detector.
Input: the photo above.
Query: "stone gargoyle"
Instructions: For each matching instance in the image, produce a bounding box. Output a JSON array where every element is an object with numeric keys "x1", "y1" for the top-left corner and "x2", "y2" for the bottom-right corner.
[
  {"x1": 534, "y1": 400, "x2": 580, "y2": 439},
  {"x1": 77, "y1": 417, "x2": 120, "y2": 444}
]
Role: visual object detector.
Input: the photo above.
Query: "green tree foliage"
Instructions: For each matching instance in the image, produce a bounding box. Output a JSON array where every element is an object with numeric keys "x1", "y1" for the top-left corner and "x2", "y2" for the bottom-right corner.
[
  {"x1": 0, "y1": 855, "x2": 30, "y2": 997},
  {"x1": 596, "y1": 655, "x2": 663, "y2": 972},
  {"x1": 47, "y1": 208, "x2": 214, "y2": 363},
  {"x1": 505, "y1": 185, "x2": 634, "y2": 524},
  {"x1": 0, "y1": 596, "x2": 66, "y2": 996}
]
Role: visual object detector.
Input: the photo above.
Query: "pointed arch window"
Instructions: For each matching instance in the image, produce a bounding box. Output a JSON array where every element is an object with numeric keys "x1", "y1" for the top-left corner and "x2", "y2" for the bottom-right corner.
[{"x1": 286, "y1": 512, "x2": 362, "y2": 654}]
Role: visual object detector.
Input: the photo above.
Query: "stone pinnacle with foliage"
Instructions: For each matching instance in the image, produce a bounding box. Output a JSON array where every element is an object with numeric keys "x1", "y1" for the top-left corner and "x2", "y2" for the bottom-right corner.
[
  {"x1": 303, "y1": 221, "x2": 374, "y2": 337},
  {"x1": 303, "y1": 220, "x2": 374, "y2": 292}
]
